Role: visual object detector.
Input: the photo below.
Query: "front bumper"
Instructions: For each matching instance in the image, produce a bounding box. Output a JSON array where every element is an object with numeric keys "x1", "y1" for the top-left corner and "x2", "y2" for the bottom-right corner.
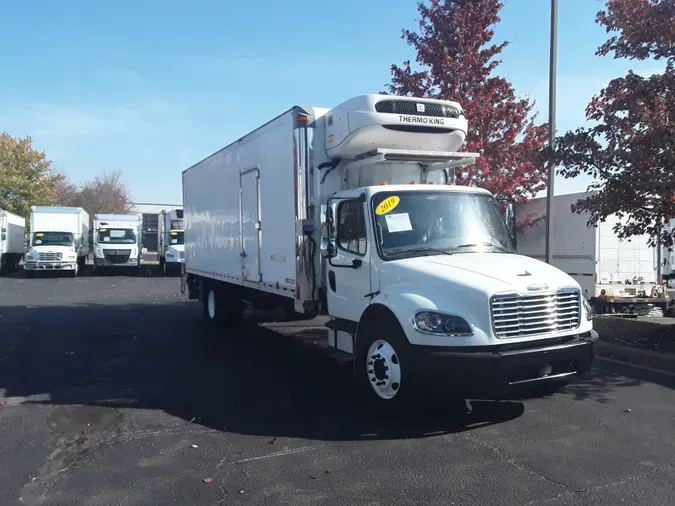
[
  {"x1": 94, "y1": 257, "x2": 139, "y2": 267},
  {"x1": 412, "y1": 330, "x2": 599, "y2": 399},
  {"x1": 24, "y1": 261, "x2": 76, "y2": 271}
]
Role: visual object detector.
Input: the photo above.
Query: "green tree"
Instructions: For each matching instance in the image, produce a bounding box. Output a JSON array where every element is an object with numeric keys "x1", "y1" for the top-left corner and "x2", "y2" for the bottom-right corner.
[{"x1": 0, "y1": 133, "x2": 67, "y2": 217}]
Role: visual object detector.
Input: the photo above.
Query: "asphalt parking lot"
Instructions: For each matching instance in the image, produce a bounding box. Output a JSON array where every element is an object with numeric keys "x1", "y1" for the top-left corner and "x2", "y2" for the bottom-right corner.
[{"x1": 1, "y1": 269, "x2": 674, "y2": 506}]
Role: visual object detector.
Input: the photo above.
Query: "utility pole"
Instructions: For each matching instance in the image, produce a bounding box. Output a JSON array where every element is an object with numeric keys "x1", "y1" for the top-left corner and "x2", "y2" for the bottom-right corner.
[{"x1": 545, "y1": 0, "x2": 559, "y2": 265}]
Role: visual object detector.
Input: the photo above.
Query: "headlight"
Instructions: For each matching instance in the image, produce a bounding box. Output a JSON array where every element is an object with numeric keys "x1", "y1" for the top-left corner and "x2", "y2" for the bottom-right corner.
[
  {"x1": 26, "y1": 251, "x2": 37, "y2": 260},
  {"x1": 582, "y1": 297, "x2": 593, "y2": 321},
  {"x1": 413, "y1": 311, "x2": 473, "y2": 336}
]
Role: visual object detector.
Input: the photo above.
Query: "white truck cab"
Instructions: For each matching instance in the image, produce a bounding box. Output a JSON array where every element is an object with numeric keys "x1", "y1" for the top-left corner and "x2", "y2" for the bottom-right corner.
[
  {"x1": 92, "y1": 214, "x2": 143, "y2": 272},
  {"x1": 182, "y1": 94, "x2": 598, "y2": 413},
  {"x1": 24, "y1": 206, "x2": 89, "y2": 278},
  {"x1": 157, "y1": 209, "x2": 184, "y2": 275}
]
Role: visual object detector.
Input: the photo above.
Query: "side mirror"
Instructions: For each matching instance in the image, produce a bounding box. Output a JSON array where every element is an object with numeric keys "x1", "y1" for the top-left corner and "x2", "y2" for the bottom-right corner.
[
  {"x1": 497, "y1": 197, "x2": 517, "y2": 249},
  {"x1": 321, "y1": 240, "x2": 336, "y2": 259},
  {"x1": 1, "y1": 233, "x2": 5, "y2": 241}
]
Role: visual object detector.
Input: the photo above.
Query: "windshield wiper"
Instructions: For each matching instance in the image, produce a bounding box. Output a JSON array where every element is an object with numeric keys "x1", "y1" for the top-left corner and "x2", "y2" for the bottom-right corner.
[
  {"x1": 386, "y1": 246, "x2": 453, "y2": 258},
  {"x1": 455, "y1": 242, "x2": 512, "y2": 253}
]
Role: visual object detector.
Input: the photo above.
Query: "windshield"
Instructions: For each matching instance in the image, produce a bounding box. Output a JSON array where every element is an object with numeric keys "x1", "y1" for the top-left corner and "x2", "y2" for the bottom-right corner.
[
  {"x1": 97, "y1": 227, "x2": 137, "y2": 244},
  {"x1": 371, "y1": 191, "x2": 515, "y2": 260},
  {"x1": 168, "y1": 230, "x2": 184, "y2": 245},
  {"x1": 32, "y1": 232, "x2": 74, "y2": 247}
]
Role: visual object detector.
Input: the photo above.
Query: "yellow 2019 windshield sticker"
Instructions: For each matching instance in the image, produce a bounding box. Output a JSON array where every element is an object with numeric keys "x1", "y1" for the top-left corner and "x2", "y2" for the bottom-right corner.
[
  {"x1": 170, "y1": 231, "x2": 178, "y2": 236},
  {"x1": 375, "y1": 196, "x2": 400, "y2": 215},
  {"x1": 99, "y1": 228, "x2": 106, "y2": 232},
  {"x1": 35, "y1": 233, "x2": 44, "y2": 237}
]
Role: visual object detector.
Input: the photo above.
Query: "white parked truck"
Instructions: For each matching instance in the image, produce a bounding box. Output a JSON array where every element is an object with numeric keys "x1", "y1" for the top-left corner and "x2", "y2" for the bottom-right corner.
[
  {"x1": 516, "y1": 192, "x2": 670, "y2": 314},
  {"x1": 92, "y1": 213, "x2": 143, "y2": 272},
  {"x1": 24, "y1": 206, "x2": 89, "y2": 278},
  {"x1": 181, "y1": 94, "x2": 597, "y2": 412},
  {"x1": 157, "y1": 208, "x2": 184, "y2": 275},
  {"x1": 0, "y1": 208, "x2": 26, "y2": 274}
]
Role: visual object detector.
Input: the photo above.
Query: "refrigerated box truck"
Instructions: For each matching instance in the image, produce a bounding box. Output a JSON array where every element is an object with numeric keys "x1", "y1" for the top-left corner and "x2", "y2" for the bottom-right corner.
[
  {"x1": 157, "y1": 208, "x2": 184, "y2": 275},
  {"x1": 181, "y1": 94, "x2": 597, "y2": 412},
  {"x1": 516, "y1": 192, "x2": 670, "y2": 313},
  {"x1": 0, "y1": 208, "x2": 26, "y2": 274},
  {"x1": 92, "y1": 214, "x2": 143, "y2": 272},
  {"x1": 24, "y1": 206, "x2": 89, "y2": 278}
]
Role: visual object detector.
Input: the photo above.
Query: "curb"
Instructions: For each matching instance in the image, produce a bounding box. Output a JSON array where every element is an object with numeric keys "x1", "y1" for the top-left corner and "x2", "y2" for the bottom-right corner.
[{"x1": 596, "y1": 340, "x2": 675, "y2": 375}]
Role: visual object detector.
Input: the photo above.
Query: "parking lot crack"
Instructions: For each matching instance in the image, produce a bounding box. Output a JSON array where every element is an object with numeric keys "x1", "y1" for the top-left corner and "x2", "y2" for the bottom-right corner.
[{"x1": 463, "y1": 433, "x2": 574, "y2": 495}]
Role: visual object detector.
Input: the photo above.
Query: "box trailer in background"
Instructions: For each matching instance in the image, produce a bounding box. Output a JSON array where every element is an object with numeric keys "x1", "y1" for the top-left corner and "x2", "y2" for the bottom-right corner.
[
  {"x1": 157, "y1": 208, "x2": 184, "y2": 275},
  {"x1": 516, "y1": 192, "x2": 670, "y2": 315},
  {"x1": 0, "y1": 208, "x2": 26, "y2": 274},
  {"x1": 24, "y1": 206, "x2": 89, "y2": 278},
  {"x1": 92, "y1": 214, "x2": 143, "y2": 272},
  {"x1": 181, "y1": 94, "x2": 597, "y2": 412}
]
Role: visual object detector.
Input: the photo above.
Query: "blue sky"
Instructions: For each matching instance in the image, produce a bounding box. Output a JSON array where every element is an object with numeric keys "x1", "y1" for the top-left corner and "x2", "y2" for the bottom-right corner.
[{"x1": 0, "y1": 0, "x2": 663, "y2": 204}]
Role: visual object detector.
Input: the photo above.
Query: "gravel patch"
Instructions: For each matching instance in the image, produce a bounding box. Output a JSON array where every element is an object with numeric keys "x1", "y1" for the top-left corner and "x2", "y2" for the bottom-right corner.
[{"x1": 594, "y1": 316, "x2": 675, "y2": 354}]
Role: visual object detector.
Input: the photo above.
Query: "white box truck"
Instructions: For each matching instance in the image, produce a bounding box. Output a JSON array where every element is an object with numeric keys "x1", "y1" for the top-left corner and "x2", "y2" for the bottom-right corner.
[
  {"x1": 24, "y1": 206, "x2": 89, "y2": 278},
  {"x1": 516, "y1": 192, "x2": 671, "y2": 314},
  {"x1": 181, "y1": 94, "x2": 597, "y2": 412},
  {"x1": 157, "y1": 208, "x2": 184, "y2": 275},
  {"x1": 92, "y1": 214, "x2": 143, "y2": 272},
  {"x1": 0, "y1": 208, "x2": 26, "y2": 274}
]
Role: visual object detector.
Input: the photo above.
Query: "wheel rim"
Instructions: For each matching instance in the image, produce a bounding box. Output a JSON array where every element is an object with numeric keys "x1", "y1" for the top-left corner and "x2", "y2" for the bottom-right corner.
[
  {"x1": 207, "y1": 290, "x2": 216, "y2": 319},
  {"x1": 366, "y1": 339, "x2": 402, "y2": 400}
]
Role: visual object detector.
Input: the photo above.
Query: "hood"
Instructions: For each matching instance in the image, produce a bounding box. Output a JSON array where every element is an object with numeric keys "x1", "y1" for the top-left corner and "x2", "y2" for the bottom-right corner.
[
  {"x1": 380, "y1": 253, "x2": 579, "y2": 296},
  {"x1": 31, "y1": 244, "x2": 75, "y2": 253}
]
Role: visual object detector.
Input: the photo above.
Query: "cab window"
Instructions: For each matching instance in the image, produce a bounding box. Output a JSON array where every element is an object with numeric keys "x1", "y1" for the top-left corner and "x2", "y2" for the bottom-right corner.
[{"x1": 337, "y1": 200, "x2": 367, "y2": 255}]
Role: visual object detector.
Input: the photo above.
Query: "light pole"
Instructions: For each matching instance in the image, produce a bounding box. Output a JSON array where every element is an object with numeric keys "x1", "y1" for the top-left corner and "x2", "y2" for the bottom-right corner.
[{"x1": 545, "y1": 0, "x2": 558, "y2": 265}]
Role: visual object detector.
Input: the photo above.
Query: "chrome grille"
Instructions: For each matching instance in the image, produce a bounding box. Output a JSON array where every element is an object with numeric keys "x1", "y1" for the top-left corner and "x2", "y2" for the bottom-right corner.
[
  {"x1": 491, "y1": 289, "x2": 581, "y2": 338},
  {"x1": 37, "y1": 252, "x2": 62, "y2": 262}
]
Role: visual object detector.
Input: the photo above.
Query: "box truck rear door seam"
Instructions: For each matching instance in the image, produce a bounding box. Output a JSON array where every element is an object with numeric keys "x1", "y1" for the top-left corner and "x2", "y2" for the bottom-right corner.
[{"x1": 240, "y1": 167, "x2": 262, "y2": 284}]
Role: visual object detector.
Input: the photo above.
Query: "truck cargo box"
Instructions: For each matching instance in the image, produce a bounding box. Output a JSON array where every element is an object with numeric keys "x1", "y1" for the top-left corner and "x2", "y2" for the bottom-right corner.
[
  {"x1": 182, "y1": 108, "x2": 315, "y2": 299},
  {"x1": 516, "y1": 192, "x2": 658, "y2": 298}
]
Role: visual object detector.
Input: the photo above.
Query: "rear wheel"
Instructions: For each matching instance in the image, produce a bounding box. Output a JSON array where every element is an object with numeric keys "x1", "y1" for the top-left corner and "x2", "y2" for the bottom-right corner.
[{"x1": 202, "y1": 283, "x2": 244, "y2": 328}]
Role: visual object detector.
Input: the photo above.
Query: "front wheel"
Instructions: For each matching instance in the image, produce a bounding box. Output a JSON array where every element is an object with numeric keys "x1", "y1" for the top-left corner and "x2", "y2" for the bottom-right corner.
[{"x1": 354, "y1": 321, "x2": 419, "y2": 415}]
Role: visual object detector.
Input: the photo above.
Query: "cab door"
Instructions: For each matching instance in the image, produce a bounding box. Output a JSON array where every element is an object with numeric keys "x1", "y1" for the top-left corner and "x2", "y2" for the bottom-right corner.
[{"x1": 326, "y1": 197, "x2": 372, "y2": 322}]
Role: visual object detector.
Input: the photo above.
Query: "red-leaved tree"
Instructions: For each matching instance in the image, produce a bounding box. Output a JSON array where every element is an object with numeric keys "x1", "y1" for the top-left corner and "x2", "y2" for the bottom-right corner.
[
  {"x1": 386, "y1": 0, "x2": 549, "y2": 227},
  {"x1": 556, "y1": 0, "x2": 675, "y2": 247}
]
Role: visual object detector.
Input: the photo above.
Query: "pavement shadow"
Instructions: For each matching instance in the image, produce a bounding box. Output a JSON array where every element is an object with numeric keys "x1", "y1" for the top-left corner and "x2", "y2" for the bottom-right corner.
[{"x1": 0, "y1": 301, "x2": 528, "y2": 441}]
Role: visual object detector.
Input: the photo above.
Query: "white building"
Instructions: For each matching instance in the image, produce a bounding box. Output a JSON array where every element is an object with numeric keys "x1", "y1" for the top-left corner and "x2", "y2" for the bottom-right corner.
[{"x1": 131, "y1": 202, "x2": 181, "y2": 252}]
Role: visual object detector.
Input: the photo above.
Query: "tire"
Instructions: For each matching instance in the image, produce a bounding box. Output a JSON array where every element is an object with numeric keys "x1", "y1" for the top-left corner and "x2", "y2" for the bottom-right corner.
[
  {"x1": 159, "y1": 257, "x2": 166, "y2": 276},
  {"x1": 202, "y1": 283, "x2": 244, "y2": 328},
  {"x1": 354, "y1": 317, "x2": 420, "y2": 417}
]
